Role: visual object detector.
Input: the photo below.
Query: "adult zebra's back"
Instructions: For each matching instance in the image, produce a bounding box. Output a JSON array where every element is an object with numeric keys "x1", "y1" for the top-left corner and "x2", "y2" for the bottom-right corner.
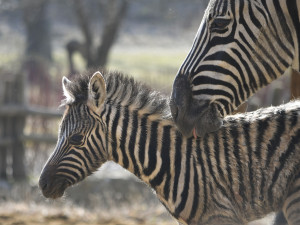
[{"x1": 170, "y1": 0, "x2": 300, "y2": 138}]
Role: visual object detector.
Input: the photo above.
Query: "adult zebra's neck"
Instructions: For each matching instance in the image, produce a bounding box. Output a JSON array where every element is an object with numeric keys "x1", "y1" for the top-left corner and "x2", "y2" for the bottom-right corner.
[
  {"x1": 246, "y1": 0, "x2": 300, "y2": 88},
  {"x1": 247, "y1": 0, "x2": 300, "y2": 83},
  {"x1": 285, "y1": 0, "x2": 300, "y2": 70}
]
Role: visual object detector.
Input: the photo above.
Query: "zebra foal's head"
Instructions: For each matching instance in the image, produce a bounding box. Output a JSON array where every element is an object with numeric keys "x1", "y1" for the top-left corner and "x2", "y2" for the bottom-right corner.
[
  {"x1": 170, "y1": 0, "x2": 296, "y2": 137},
  {"x1": 39, "y1": 71, "x2": 108, "y2": 199}
]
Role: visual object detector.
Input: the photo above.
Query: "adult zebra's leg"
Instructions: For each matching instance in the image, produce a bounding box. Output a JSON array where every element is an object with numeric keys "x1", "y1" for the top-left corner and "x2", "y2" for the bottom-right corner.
[
  {"x1": 282, "y1": 177, "x2": 300, "y2": 225},
  {"x1": 273, "y1": 211, "x2": 288, "y2": 225}
]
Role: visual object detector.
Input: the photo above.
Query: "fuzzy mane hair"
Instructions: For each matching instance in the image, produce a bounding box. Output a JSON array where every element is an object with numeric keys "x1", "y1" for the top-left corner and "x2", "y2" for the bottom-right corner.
[{"x1": 62, "y1": 70, "x2": 172, "y2": 120}]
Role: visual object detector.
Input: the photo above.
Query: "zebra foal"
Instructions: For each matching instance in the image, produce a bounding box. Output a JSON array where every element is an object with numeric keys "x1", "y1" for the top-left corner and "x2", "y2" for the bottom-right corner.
[{"x1": 39, "y1": 70, "x2": 300, "y2": 225}]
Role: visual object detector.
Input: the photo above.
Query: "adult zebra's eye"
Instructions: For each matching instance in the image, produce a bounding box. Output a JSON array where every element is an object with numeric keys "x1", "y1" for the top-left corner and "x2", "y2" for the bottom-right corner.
[
  {"x1": 211, "y1": 18, "x2": 231, "y2": 31},
  {"x1": 69, "y1": 134, "x2": 84, "y2": 145}
]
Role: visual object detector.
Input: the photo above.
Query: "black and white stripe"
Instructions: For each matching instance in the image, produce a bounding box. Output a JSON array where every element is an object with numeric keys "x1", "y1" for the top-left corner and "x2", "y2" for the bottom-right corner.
[
  {"x1": 170, "y1": 0, "x2": 300, "y2": 138},
  {"x1": 40, "y1": 71, "x2": 300, "y2": 225},
  {"x1": 181, "y1": 0, "x2": 299, "y2": 115}
]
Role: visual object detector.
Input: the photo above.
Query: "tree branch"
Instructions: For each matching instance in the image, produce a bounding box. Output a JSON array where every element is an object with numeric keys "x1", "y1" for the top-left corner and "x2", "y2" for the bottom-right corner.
[{"x1": 96, "y1": 0, "x2": 128, "y2": 67}]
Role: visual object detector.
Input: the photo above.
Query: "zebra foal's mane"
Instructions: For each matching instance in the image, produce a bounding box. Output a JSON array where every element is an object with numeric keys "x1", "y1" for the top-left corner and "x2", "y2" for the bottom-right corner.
[{"x1": 62, "y1": 70, "x2": 172, "y2": 120}]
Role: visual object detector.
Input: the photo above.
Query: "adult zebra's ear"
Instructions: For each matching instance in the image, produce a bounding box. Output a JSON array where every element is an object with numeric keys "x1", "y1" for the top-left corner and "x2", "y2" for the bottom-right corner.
[{"x1": 88, "y1": 71, "x2": 106, "y2": 109}]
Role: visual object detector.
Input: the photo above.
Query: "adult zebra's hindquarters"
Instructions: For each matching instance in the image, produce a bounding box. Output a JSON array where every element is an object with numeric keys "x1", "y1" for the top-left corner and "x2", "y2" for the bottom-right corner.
[
  {"x1": 40, "y1": 71, "x2": 300, "y2": 225},
  {"x1": 171, "y1": 0, "x2": 300, "y2": 138}
]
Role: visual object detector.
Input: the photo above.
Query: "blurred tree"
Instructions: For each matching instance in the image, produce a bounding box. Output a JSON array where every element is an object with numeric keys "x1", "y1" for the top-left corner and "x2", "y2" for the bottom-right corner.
[
  {"x1": 66, "y1": 0, "x2": 128, "y2": 74},
  {"x1": 21, "y1": 0, "x2": 53, "y2": 106},
  {"x1": 22, "y1": 0, "x2": 52, "y2": 61}
]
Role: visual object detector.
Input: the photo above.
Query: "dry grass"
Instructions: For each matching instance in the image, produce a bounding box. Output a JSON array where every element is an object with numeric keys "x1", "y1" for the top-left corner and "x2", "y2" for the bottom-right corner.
[
  {"x1": 0, "y1": 176, "x2": 176, "y2": 225},
  {"x1": 0, "y1": 174, "x2": 276, "y2": 225},
  {"x1": 0, "y1": 202, "x2": 175, "y2": 225}
]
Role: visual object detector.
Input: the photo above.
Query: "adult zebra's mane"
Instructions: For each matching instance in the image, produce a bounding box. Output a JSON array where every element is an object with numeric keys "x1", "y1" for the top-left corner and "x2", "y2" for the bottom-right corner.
[{"x1": 63, "y1": 70, "x2": 172, "y2": 120}]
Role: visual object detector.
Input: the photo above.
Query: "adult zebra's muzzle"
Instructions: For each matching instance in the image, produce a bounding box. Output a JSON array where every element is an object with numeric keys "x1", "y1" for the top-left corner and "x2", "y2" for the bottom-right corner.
[{"x1": 170, "y1": 75, "x2": 223, "y2": 137}]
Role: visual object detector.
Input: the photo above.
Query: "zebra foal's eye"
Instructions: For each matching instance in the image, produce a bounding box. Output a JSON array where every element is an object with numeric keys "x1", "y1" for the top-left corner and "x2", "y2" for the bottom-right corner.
[
  {"x1": 210, "y1": 18, "x2": 231, "y2": 31},
  {"x1": 69, "y1": 133, "x2": 84, "y2": 145}
]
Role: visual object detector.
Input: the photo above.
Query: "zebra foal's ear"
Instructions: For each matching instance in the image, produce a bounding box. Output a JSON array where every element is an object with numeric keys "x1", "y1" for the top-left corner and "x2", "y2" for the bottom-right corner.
[
  {"x1": 88, "y1": 71, "x2": 106, "y2": 109},
  {"x1": 62, "y1": 76, "x2": 75, "y2": 102}
]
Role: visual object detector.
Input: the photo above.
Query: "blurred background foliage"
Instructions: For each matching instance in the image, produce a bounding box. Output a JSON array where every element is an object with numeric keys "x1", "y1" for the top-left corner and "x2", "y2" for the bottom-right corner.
[
  {"x1": 0, "y1": 0, "x2": 209, "y2": 180},
  {"x1": 0, "y1": 0, "x2": 208, "y2": 89},
  {"x1": 0, "y1": 0, "x2": 289, "y2": 224}
]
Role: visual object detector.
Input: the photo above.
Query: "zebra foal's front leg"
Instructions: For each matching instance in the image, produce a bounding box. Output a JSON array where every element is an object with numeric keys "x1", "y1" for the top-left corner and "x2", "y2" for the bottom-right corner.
[{"x1": 281, "y1": 178, "x2": 300, "y2": 225}]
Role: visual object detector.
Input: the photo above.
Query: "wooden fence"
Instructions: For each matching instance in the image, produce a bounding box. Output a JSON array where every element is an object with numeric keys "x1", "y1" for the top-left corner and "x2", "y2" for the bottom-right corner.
[{"x1": 0, "y1": 72, "x2": 62, "y2": 180}]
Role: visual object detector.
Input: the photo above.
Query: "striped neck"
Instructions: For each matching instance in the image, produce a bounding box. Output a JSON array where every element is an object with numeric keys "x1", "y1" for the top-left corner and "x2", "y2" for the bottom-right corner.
[
  {"x1": 176, "y1": 0, "x2": 300, "y2": 117},
  {"x1": 287, "y1": 0, "x2": 300, "y2": 70},
  {"x1": 102, "y1": 101, "x2": 200, "y2": 223}
]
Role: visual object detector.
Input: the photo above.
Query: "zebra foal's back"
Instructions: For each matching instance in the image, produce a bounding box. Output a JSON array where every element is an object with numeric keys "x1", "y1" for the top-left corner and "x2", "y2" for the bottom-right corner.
[{"x1": 188, "y1": 100, "x2": 300, "y2": 224}]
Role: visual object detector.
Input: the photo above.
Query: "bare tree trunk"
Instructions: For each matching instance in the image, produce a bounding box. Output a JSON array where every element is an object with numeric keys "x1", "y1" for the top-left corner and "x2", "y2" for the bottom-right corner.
[
  {"x1": 96, "y1": 0, "x2": 128, "y2": 67},
  {"x1": 11, "y1": 73, "x2": 26, "y2": 180},
  {"x1": 66, "y1": 0, "x2": 128, "y2": 73},
  {"x1": 22, "y1": 0, "x2": 52, "y2": 61},
  {"x1": 12, "y1": 117, "x2": 26, "y2": 180},
  {"x1": 0, "y1": 73, "x2": 26, "y2": 181},
  {"x1": 73, "y1": 0, "x2": 93, "y2": 64},
  {"x1": 0, "y1": 119, "x2": 7, "y2": 179}
]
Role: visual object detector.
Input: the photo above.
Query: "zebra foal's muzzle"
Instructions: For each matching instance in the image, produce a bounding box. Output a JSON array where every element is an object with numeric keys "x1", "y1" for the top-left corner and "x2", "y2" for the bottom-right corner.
[
  {"x1": 39, "y1": 164, "x2": 71, "y2": 199},
  {"x1": 170, "y1": 75, "x2": 223, "y2": 137}
]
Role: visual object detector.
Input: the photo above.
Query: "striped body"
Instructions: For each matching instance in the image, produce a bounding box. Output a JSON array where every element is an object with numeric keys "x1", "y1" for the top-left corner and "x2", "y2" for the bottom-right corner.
[
  {"x1": 170, "y1": 0, "x2": 300, "y2": 138},
  {"x1": 40, "y1": 71, "x2": 300, "y2": 225}
]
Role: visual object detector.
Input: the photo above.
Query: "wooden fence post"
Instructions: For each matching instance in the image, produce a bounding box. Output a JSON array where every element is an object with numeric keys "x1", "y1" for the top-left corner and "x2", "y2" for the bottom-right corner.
[
  {"x1": 0, "y1": 72, "x2": 26, "y2": 180},
  {"x1": 0, "y1": 70, "x2": 62, "y2": 181},
  {"x1": 0, "y1": 118, "x2": 7, "y2": 179},
  {"x1": 0, "y1": 78, "x2": 9, "y2": 179},
  {"x1": 11, "y1": 73, "x2": 26, "y2": 180}
]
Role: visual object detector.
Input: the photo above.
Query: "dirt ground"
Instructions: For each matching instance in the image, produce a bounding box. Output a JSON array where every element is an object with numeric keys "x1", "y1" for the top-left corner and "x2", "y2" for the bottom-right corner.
[
  {"x1": 0, "y1": 203, "x2": 275, "y2": 225},
  {"x1": 0, "y1": 176, "x2": 275, "y2": 225},
  {"x1": 0, "y1": 177, "x2": 175, "y2": 225},
  {"x1": 0, "y1": 202, "x2": 174, "y2": 225}
]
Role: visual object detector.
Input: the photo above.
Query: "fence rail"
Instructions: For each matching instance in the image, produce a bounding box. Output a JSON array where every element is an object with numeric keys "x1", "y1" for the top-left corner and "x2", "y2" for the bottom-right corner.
[
  {"x1": 0, "y1": 106, "x2": 62, "y2": 147},
  {"x1": 0, "y1": 105, "x2": 62, "y2": 117}
]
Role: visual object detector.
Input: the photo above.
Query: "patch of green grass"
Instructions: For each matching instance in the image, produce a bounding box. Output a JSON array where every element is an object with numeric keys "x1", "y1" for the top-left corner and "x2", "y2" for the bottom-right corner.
[
  {"x1": 0, "y1": 53, "x2": 22, "y2": 70},
  {"x1": 0, "y1": 47, "x2": 188, "y2": 94},
  {"x1": 108, "y1": 48, "x2": 187, "y2": 93}
]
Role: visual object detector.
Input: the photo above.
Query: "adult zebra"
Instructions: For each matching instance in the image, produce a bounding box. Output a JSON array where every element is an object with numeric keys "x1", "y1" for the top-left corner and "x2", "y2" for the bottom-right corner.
[
  {"x1": 170, "y1": 0, "x2": 300, "y2": 138},
  {"x1": 39, "y1": 71, "x2": 300, "y2": 225}
]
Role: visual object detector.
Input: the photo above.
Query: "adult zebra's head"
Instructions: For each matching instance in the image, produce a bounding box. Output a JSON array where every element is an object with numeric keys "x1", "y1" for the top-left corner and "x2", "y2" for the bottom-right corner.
[
  {"x1": 39, "y1": 72, "x2": 108, "y2": 199},
  {"x1": 170, "y1": 0, "x2": 297, "y2": 137}
]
